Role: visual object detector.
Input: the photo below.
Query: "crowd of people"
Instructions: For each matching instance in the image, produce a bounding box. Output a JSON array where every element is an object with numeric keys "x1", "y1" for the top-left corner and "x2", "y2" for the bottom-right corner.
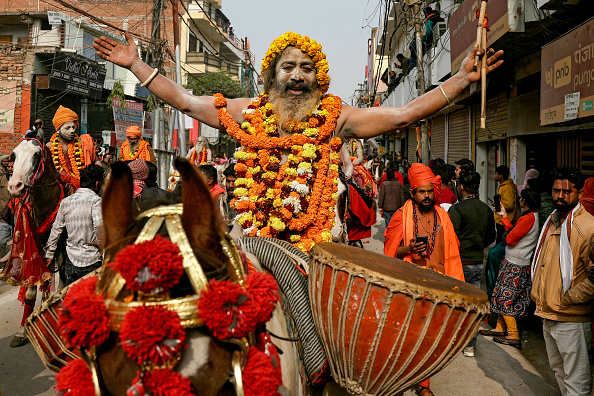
[{"x1": 376, "y1": 154, "x2": 594, "y2": 396}]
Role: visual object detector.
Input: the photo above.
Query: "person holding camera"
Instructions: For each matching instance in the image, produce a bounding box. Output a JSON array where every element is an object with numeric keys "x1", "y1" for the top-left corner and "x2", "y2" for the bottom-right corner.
[
  {"x1": 494, "y1": 165, "x2": 518, "y2": 243},
  {"x1": 384, "y1": 163, "x2": 463, "y2": 396}
]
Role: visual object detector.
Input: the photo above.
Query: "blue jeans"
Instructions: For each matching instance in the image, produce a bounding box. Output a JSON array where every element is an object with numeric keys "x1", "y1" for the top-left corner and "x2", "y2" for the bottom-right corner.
[
  {"x1": 383, "y1": 210, "x2": 395, "y2": 227},
  {"x1": 64, "y1": 255, "x2": 102, "y2": 286},
  {"x1": 463, "y1": 263, "x2": 484, "y2": 348}
]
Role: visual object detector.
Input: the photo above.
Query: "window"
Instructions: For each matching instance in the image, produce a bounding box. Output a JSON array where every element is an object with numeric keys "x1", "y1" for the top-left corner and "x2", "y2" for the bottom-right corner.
[{"x1": 189, "y1": 32, "x2": 197, "y2": 52}]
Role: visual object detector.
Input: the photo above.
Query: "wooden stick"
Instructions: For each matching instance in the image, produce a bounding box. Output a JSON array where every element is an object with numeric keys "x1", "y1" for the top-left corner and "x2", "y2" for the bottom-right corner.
[
  {"x1": 480, "y1": 28, "x2": 487, "y2": 129},
  {"x1": 474, "y1": 0, "x2": 488, "y2": 69}
]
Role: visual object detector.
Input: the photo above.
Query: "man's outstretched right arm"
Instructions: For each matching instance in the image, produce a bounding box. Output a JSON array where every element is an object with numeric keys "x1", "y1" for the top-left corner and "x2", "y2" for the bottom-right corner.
[{"x1": 93, "y1": 32, "x2": 250, "y2": 128}]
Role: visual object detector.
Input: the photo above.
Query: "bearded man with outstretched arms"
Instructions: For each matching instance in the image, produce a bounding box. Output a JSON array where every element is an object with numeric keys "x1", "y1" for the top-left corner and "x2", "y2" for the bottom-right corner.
[{"x1": 94, "y1": 32, "x2": 502, "y2": 252}]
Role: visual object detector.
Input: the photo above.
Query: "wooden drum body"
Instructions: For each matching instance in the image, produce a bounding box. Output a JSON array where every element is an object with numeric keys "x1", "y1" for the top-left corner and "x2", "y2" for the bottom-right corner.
[
  {"x1": 309, "y1": 243, "x2": 489, "y2": 396},
  {"x1": 24, "y1": 285, "x2": 82, "y2": 372}
]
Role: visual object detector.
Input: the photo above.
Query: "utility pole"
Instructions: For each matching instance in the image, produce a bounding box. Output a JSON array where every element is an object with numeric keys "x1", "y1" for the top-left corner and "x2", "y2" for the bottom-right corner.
[
  {"x1": 413, "y1": 2, "x2": 429, "y2": 165},
  {"x1": 243, "y1": 37, "x2": 250, "y2": 98},
  {"x1": 172, "y1": 0, "x2": 186, "y2": 157}
]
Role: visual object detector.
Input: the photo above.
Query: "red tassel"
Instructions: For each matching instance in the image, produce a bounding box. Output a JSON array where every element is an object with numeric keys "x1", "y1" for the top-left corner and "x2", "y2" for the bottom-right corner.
[
  {"x1": 55, "y1": 359, "x2": 95, "y2": 396},
  {"x1": 243, "y1": 346, "x2": 282, "y2": 396}
]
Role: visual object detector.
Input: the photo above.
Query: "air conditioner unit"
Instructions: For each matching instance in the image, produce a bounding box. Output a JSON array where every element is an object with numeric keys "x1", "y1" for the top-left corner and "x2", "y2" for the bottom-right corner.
[{"x1": 433, "y1": 21, "x2": 447, "y2": 42}]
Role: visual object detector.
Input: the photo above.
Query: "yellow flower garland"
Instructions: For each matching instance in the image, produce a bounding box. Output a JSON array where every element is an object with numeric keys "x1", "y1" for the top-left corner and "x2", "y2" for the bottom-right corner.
[
  {"x1": 215, "y1": 93, "x2": 342, "y2": 252},
  {"x1": 261, "y1": 32, "x2": 330, "y2": 94}
]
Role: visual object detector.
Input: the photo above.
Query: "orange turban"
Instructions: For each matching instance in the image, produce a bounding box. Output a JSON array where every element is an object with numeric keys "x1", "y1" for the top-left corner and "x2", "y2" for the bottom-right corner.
[
  {"x1": 126, "y1": 126, "x2": 142, "y2": 138},
  {"x1": 408, "y1": 163, "x2": 441, "y2": 201},
  {"x1": 52, "y1": 105, "x2": 79, "y2": 132}
]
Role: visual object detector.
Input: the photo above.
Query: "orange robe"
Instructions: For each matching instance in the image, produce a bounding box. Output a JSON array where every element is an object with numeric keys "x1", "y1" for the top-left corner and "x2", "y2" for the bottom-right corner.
[{"x1": 384, "y1": 200, "x2": 464, "y2": 281}]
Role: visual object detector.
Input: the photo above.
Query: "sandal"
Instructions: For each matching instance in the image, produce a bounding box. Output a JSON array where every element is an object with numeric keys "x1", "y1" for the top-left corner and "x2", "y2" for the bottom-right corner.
[
  {"x1": 493, "y1": 336, "x2": 521, "y2": 349},
  {"x1": 415, "y1": 385, "x2": 434, "y2": 396},
  {"x1": 479, "y1": 329, "x2": 506, "y2": 337}
]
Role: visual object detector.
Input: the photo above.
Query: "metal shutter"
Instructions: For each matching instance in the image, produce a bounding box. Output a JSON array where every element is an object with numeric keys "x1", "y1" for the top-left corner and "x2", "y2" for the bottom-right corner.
[
  {"x1": 430, "y1": 115, "x2": 446, "y2": 161},
  {"x1": 475, "y1": 91, "x2": 509, "y2": 143},
  {"x1": 447, "y1": 108, "x2": 470, "y2": 163},
  {"x1": 407, "y1": 127, "x2": 417, "y2": 164}
]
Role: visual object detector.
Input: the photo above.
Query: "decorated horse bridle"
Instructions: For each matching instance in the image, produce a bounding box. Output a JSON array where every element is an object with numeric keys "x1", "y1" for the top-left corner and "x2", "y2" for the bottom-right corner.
[{"x1": 71, "y1": 205, "x2": 279, "y2": 396}]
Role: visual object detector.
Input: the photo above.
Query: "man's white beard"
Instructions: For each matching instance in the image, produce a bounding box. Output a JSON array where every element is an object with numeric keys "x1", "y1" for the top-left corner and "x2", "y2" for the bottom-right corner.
[{"x1": 268, "y1": 84, "x2": 321, "y2": 129}]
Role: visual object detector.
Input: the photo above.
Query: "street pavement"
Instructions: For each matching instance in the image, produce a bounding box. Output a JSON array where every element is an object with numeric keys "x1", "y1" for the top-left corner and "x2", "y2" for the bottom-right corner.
[{"x1": 0, "y1": 215, "x2": 561, "y2": 395}]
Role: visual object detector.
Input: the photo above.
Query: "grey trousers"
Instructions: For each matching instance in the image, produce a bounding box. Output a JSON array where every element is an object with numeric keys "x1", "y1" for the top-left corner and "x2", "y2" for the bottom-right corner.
[{"x1": 542, "y1": 319, "x2": 592, "y2": 396}]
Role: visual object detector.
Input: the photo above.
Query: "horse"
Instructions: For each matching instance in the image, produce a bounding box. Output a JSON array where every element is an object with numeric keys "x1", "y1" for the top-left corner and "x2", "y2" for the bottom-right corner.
[
  {"x1": 95, "y1": 158, "x2": 330, "y2": 395},
  {"x1": 1, "y1": 137, "x2": 64, "y2": 347}
]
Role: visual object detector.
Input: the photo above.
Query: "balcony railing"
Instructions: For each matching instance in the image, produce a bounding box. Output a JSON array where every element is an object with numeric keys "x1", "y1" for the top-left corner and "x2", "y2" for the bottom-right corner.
[{"x1": 186, "y1": 52, "x2": 240, "y2": 75}]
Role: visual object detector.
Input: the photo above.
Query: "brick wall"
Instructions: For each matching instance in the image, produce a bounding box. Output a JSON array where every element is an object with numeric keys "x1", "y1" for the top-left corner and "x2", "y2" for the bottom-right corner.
[{"x1": 0, "y1": 45, "x2": 28, "y2": 154}]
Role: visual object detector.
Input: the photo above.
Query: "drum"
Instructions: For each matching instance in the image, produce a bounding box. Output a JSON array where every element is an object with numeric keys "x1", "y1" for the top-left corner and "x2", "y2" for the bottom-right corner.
[
  {"x1": 309, "y1": 243, "x2": 489, "y2": 396},
  {"x1": 24, "y1": 284, "x2": 82, "y2": 372},
  {"x1": 24, "y1": 270, "x2": 100, "y2": 372}
]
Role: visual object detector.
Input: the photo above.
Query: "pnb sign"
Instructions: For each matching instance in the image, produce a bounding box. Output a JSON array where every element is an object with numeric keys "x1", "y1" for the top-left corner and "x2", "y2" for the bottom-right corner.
[{"x1": 540, "y1": 18, "x2": 594, "y2": 126}]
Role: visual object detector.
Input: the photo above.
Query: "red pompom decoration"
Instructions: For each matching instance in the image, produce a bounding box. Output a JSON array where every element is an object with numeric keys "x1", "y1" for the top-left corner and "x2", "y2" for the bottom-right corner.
[
  {"x1": 120, "y1": 306, "x2": 186, "y2": 366},
  {"x1": 59, "y1": 276, "x2": 110, "y2": 348},
  {"x1": 243, "y1": 346, "x2": 282, "y2": 396},
  {"x1": 108, "y1": 235, "x2": 184, "y2": 294},
  {"x1": 55, "y1": 359, "x2": 95, "y2": 396},
  {"x1": 130, "y1": 369, "x2": 194, "y2": 396},
  {"x1": 198, "y1": 279, "x2": 258, "y2": 339},
  {"x1": 245, "y1": 272, "x2": 278, "y2": 324}
]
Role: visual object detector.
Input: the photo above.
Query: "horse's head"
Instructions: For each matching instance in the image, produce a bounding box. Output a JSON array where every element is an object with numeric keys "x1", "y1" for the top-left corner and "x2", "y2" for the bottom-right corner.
[
  {"x1": 8, "y1": 139, "x2": 45, "y2": 197},
  {"x1": 97, "y1": 158, "x2": 237, "y2": 395}
]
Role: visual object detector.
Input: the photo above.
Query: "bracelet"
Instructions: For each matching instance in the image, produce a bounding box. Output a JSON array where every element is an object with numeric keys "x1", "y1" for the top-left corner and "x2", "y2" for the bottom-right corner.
[
  {"x1": 439, "y1": 85, "x2": 451, "y2": 105},
  {"x1": 140, "y1": 68, "x2": 159, "y2": 88}
]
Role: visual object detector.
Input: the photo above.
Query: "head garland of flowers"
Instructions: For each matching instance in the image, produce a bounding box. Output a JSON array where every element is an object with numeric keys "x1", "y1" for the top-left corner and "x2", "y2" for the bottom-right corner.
[{"x1": 261, "y1": 32, "x2": 330, "y2": 94}]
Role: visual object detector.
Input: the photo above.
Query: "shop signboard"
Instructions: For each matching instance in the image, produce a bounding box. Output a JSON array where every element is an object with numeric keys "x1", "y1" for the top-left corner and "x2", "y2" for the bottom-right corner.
[
  {"x1": 49, "y1": 51, "x2": 106, "y2": 100},
  {"x1": 540, "y1": 18, "x2": 594, "y2": 125},
  {"x1": 450, "y1": 0, "x2": 510, "y2": 73},
  {"x1": 112, "y1": 98, "x2": 144, "y2": 147}
]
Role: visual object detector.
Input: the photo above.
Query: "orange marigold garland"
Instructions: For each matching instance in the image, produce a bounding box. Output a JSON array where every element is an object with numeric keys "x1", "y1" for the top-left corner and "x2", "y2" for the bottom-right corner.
[
  {"x1": 55, "y1": 359, "x2": 95, "y2": 396},
  {"x1": 50, "y1": 133, "x2": 83, "y2": 179},
  {"x1": 108, "y1": 236, "x2": 184, "y2": 295},
  {"x1": 119, "y1": 306, "x2": 186, "y2": 366},
  {"x1": 215, "y1": 92, "x2": 341, "y2": 252},
  {"x1": 58, "y1": 276, "x2": 110, "y2": 348}
]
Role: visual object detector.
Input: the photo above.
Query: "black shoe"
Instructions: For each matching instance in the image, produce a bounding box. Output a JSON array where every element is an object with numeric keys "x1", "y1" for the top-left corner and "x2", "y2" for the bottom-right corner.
[
  {"x1": 493, "y1": 336, "x2": 521, "y2": 349},
  {"x1": 479, "y1": 329, "x2": 506, "y2": 337},
  {"x1": 10, "y1": 335, "x2": 28, "y2": 348}
]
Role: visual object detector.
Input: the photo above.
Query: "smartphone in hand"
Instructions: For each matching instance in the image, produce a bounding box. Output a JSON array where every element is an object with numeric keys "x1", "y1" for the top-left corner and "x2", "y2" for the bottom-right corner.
[
  {"x1": 494, "y1": 194, "x2": 501, "y2": 212},
  {"x1": 416, "y1": 235, "x2": 429, "y2": 251}
]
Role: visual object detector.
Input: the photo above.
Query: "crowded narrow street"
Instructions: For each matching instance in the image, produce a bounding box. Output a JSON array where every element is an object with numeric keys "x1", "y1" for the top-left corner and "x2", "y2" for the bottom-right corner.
[{"x1": 0, "y1": 214, "x2": 562, "y2": 395}]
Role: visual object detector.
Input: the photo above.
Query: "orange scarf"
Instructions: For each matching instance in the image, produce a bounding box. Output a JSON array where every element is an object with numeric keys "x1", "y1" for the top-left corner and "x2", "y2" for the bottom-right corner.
[
  {"x1": 384, "y1": 200, "x2": 464, "y2": 281},
  {"x1": 121, "y1": 139, "x2": 151, "y2": 161}
]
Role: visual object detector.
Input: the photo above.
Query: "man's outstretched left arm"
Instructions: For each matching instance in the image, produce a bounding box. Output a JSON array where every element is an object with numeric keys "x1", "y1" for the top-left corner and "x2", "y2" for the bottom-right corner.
[{"x1": 337, "y1": 46, "x2": 503, "y2": 140}]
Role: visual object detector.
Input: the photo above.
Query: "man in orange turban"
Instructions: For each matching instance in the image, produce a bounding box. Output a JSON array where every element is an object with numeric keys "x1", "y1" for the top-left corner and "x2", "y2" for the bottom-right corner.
[
  {"x1": 119, "y1": 125, "x2": 156, "y2": 164},
  {"x1": 383, "y1": 162, "x2": 464, "y2": 396},
  {"x1": 47, "y1": 105, "x2": 95, "y2": 191}
]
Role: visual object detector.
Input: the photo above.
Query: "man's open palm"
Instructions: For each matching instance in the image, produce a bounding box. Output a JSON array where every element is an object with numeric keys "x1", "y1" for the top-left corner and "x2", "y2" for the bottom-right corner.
[{"x1": 93, "y1": 32, "x2": 139, "y2": 70}]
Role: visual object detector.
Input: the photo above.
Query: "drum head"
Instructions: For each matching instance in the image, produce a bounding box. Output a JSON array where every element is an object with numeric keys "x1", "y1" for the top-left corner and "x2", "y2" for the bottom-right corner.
[{"x1": 311, "y1": 243, "x2": 488, "y2": 306}]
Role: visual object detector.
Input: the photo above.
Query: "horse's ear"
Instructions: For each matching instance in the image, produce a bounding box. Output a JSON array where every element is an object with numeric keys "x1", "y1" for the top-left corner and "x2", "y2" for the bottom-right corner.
[
  {"x1": 102, "y1": 162, "x2": 134, "y2": 255},
  {"x1": 174, "y1": 157, "x2": 223, "y2": 247}
]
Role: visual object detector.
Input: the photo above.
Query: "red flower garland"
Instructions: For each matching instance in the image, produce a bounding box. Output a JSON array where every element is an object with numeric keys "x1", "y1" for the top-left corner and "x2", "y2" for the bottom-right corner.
[
  {"x1": 55, "y1": 359, "x2": 95, "y2": 396},
  {"x1": 198, "y1": 279, "x2": 258, "y2": 339},
  {"x1": 245, "y1": 272, "x2": 278, "y2": 324},
  {"x1": 243, "y1": 346, "x2": 282, "y2": 396},
  {"x1": 120, "y1": 306, "x2": 186, "y2": 366},
  {"x1": 108, "y1": 236, "x2": 184, "y2": 294},
  {"x1": 130, "y1": 368, "x2": 195, "y2": 396},
  {"x1": 59, "y1": 276, "x2": 110, "y2": 348}
]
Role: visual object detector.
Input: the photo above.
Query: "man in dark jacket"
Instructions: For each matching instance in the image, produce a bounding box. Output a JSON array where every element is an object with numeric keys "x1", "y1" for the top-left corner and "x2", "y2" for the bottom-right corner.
[
  {"x1": 378, "y1": 169, "x2": 406, "y2": 227},
  {"x1": 448, "y1": 171, "x2": 496, "y2": 357}
]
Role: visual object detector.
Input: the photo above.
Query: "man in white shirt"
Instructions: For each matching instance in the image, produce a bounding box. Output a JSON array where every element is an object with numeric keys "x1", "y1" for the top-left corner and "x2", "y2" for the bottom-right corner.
[{"x1": 45, "y1": 165, "x2": 105, "y2": 285}]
